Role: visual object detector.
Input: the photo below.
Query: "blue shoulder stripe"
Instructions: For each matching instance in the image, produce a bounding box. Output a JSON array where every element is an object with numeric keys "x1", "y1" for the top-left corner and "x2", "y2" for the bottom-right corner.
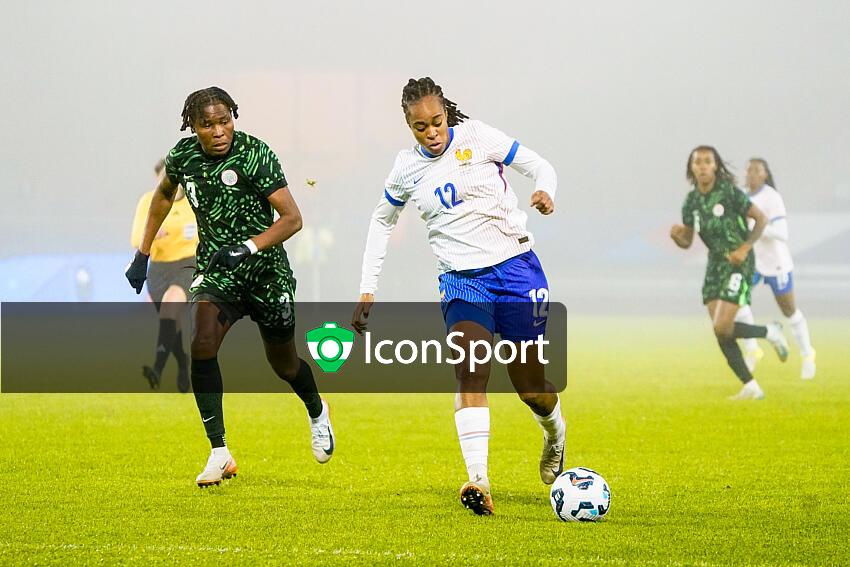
[
  {"x1": 384, "y1": 189, "x2": 406, "y2": 207},
  {"x1": 770, "y1": 215, "x2": 786, "y2": 222},
  {"x1": 503, "y1": 140, "x2": 520, "y2": 166}
]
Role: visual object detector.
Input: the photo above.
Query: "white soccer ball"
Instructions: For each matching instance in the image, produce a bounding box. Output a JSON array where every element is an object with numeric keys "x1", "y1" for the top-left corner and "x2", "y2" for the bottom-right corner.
[{"x1": 549, "y1": 467, "x2": 611, "y2": 522}]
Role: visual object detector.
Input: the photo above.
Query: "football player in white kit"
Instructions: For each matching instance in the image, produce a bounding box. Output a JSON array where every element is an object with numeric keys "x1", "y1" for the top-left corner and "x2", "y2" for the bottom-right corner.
[
  {"x1": 736, "y1": 158, "x2": 816, "y2": 379},
  {"x1": 351, "y1": 77, "x2": 565, "y2": 515}
]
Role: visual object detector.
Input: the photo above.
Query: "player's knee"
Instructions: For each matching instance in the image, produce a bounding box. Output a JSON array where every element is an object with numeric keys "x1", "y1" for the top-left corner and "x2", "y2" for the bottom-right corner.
[
  {"x1": 271, "y1": 360, "x2": 300, "y2": 382},
  {"x1": 264, "y1": 351, "x2": 300, "y2": 382},
  {"x1": 713, "y1": 323, "x2": 734, "y2": 342},
  {"x1": 518, "y1": 391, "x2": 547, "y2": 410},
  {"x1": 456, "y1": 367, "x2": 489, "y2": 390},
  {"x1": 191, "y1": 335, "x2": 220, "y2": 359}
]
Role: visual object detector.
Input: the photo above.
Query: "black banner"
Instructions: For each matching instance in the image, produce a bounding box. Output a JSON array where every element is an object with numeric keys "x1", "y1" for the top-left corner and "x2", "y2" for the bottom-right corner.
[{"x1": 1, "y1": 302, "x2": 567, "y2": 393}]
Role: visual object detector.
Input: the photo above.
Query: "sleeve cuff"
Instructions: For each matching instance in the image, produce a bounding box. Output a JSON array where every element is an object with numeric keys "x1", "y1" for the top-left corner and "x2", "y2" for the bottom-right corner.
[{"x1": 261, "y1": 178, "x2": 289, "y2": 198}]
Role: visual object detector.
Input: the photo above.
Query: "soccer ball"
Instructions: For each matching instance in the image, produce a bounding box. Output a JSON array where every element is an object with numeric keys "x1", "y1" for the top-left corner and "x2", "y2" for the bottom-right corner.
[{"x1": 549, "y1": 467, "x2": 611, "y2": 522}]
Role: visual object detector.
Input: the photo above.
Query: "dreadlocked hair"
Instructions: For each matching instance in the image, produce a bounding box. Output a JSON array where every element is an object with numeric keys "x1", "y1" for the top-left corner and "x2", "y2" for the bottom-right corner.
[
  {"x1": 180, "y1": 87, "x2": 239, "y2": 131},
  {"x1": 401, "y1": 77, "x2": 468, "y2": 127},
  {"x1": 686, "y1": 145, "x2": 736, "y2": 186},
  {"x1": 749, "y1": 157, "x2": 777, "y2": 191}
]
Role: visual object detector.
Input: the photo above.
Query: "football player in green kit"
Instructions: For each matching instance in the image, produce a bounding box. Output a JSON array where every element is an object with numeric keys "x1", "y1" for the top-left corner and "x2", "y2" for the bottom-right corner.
[
  {"x1": 670, "y1": 145, "x2": 789, "y2": 400},
  {"x1": 126, "y1": 87, "x2": 335, "y2": 486}
]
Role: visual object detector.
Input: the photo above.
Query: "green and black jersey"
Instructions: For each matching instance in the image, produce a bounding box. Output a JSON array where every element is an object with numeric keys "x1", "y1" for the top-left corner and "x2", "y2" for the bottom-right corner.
[
  {"x1": 681, "y1": 178, "x2": 755, "y2": 304},
  {"x1": 681, "y1": 178, "x2": 752, "y2": 260},
  {"x1": 164, "y1": 131, "x2": 289, "y2": 274}
]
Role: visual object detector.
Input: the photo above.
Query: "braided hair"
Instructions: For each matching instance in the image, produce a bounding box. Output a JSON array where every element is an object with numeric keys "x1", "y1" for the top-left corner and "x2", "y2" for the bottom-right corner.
[
  {"x1": 686, "y1": 145, "x2": 736, "y2": 186},
  {"x1": 180, "y1": 87, "x2": 239, "y2": 131},
  {"x1": 401, "y1": 77, "x2": 468, "y2": 126},
  {"x1": 749, "y1": 157, "x2": 777, "y2": 191}
]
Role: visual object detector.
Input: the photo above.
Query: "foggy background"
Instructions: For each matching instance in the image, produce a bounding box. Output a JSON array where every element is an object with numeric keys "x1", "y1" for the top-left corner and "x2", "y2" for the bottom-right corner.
[{"x1": 2, "y1": 0, "x2": 849, "y2": 315}]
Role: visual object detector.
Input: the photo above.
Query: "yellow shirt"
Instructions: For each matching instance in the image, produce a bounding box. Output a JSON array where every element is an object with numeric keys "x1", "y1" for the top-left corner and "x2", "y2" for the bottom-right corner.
[{"x1": 130, "y1": 191, "x2": 198, "y2": 262}]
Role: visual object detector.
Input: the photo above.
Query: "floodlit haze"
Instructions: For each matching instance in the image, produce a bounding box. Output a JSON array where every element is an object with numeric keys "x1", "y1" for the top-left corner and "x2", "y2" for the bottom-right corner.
[{"x1": 2, "y1": 0, "x2": 848, "y2": 309}]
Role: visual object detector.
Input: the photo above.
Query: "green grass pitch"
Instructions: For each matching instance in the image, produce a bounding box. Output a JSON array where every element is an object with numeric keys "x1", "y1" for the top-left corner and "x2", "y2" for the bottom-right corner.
[{"x1": 1, "y1": 318, "x2": 848, "y2": 565}]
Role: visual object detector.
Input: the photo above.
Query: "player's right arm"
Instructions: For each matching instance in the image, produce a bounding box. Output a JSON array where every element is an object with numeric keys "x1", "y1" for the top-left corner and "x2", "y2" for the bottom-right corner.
[
  {"x1": 138, "y1": 175, "x2": 178, "y2": 255},
  {"x1": 672, "y1": 192, "x2": 696, "y2": 249},
  {"x1": 352, "y1": 194, "x2": 405, "y2": 335},
  {"x1": 129, "y1": 193, "x2": 151, "y2": 249},
  {"x1": 125, "y1": 175, "x2": 178, "y2": 293}
]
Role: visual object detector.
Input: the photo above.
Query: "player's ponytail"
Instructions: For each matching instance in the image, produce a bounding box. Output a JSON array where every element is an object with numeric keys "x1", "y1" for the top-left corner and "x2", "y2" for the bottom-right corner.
[
  {"x1": 749, "y1": 158, "x2": 777, "y2": 191},
  {"x1": 401, "y1": 77, "x2": 469, "y2": 127}
]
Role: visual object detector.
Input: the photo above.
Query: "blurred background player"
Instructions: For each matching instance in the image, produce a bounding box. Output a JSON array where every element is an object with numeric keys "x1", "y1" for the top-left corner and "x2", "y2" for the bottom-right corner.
[
  {"x1": 125, "y1": 87, "x2": 334, "y2": 487},
  {"x1": 670, "y1": 146, "x2": 790, "y2": 400},
  {"x1": 735, "y1": 158, "x2": 816, "y2": 379},
  {"x1": 130, "y1": 158, "x2": 197, "y2": 392},
  {"x1": 352, "y1": 77, "x2": 566, "y2": 515}
]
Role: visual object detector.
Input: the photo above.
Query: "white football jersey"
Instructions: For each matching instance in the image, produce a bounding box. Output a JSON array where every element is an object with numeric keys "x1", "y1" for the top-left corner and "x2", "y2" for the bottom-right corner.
[
  {"x1": 747, "y1": 184, "x2": 793, "y2": 275},
  {"x1": 377, "y1": 120, "x2": 556, "y2": 277}
]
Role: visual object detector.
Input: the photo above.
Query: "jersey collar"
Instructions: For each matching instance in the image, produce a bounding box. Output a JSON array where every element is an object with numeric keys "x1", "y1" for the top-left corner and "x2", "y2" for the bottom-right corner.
[{"x1": 417, "y1": 127, "x2": 454, "y2": 159}]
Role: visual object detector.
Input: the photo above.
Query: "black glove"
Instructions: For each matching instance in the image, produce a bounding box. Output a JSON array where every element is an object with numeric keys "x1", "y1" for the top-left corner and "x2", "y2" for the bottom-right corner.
[
  {"x1": 125, "y1": 250, "x2": 150, "y2": 294},
  {"x1": 208, "y1": 243, "x2": 252, "y2": 271}
]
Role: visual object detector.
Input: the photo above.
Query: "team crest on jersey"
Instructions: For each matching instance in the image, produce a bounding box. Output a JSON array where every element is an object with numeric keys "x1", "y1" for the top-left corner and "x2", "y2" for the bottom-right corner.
[
  {"x1": 455, "y1": 148, "x2": 473, "y2": 165},
  {"x1": 221, "y1": 169, "x2": 238, "y2": 186},
  {"x1": 712, "y1": 203, "x2": 725, "y2": 217}
]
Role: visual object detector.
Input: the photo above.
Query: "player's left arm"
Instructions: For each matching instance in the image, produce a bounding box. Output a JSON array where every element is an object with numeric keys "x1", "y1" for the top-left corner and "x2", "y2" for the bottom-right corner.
[
  {"x1": 728, "y1": 203, "x2": 767, "y2": 266},
  {"x1": 208, "y1": 142, "x2": 301, "y2": 271},
  {"x1": 208, "y1": 187, "x2": 302, "y2": 271},
  {"x1": 507, "y1": 145, "x2": 558, "y2": 215},
  {"x1": 255, "y1": 187, "x2": 303, "y2": 249},
  {"x1": 761, "y1": 193, "x2": 789, "y2": 242},
  {"x1": 477, "y1": 121, "x2": 557, "y2": 215}
]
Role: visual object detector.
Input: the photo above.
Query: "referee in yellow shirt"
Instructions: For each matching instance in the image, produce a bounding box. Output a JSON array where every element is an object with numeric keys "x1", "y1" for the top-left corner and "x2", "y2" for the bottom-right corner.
[{"x1": 130, "y1": 159, "x2": 198, "y2": 392}]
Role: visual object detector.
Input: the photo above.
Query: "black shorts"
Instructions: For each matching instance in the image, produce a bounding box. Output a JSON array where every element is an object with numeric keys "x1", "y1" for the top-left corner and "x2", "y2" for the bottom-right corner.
[
  {"x1": 190, "y1": 260, "x2": 297, "y2": 344},
  {"x1": 147, "y1": 257, "x2": 196, "y2": 308}
]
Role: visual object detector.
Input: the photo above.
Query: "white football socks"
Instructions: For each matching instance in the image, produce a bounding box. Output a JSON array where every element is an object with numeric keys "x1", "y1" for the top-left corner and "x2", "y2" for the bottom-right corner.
[
  {"x1": 735, "y1": 305, "x2": 760, "y2": 353},
  {"x1": 788, "y1": 309, "x2": 814, "y2": 356},
  {"x1": 455, "y1": 406, "x2": 490, "y2": 483},
  {"x1": 532, "y1": 397, "x2": 566, "y2": 443}
]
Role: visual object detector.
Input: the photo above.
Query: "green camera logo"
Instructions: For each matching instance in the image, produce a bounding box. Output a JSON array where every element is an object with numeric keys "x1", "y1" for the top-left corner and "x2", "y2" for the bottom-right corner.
[{"x1": 306, "y1": 322, "x2": 355, "y2": 373}]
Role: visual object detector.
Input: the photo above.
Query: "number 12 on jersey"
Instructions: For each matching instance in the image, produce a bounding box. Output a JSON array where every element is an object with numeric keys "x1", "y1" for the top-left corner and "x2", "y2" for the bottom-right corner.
[{"x1": 435, "y1": 183, "x2": 463, "y2": 209}]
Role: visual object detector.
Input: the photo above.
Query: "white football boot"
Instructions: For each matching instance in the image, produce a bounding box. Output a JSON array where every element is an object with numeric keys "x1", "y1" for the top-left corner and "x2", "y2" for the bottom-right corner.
[
  {"x1": 801, "y1": 350, "x2": 816, "y2": 380},
  {"x1": 729, "y1": 380, "x2": 765, "y2": 401},
  {"x1": 460, "y1": 475, "x2": 494, "y2": 516},
  {"x1": 310, "y1": 399, "x2": 335, "y2": 464},
  {"x1": 196, "y1": 448, "x2": 238, "y2": 487},
  {"x1": 539, "y1": 435, "x2": 566, "y2": 485},
  {"x1": 765, "y1": 322, "x2": 789, "y2": 362}
]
